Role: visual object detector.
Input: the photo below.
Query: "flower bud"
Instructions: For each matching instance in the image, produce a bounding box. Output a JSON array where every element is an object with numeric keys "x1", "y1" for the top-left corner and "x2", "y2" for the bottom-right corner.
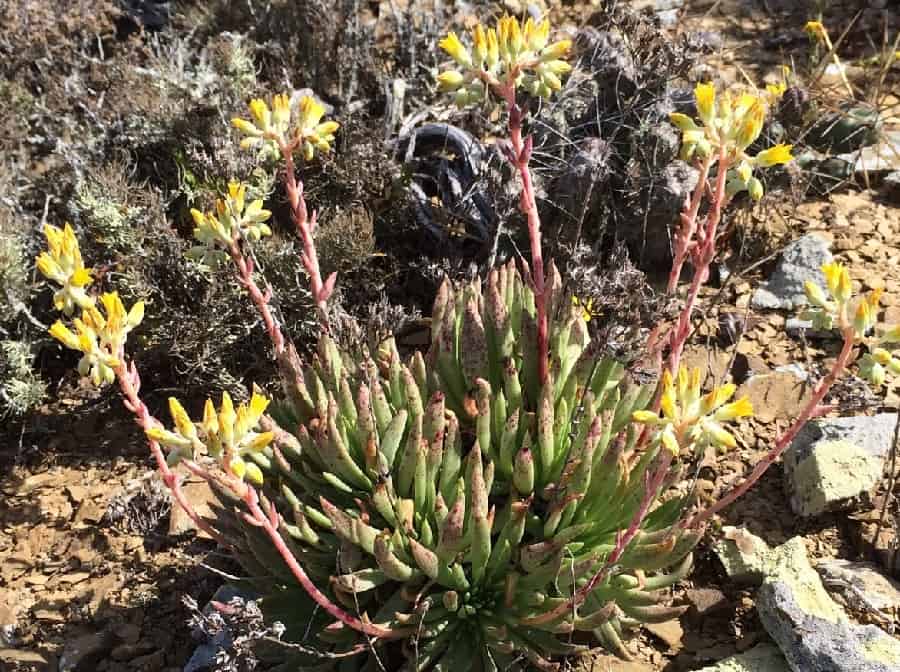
[{"x1": 748, "y1": 177, "x2": 764, "y2": 201}]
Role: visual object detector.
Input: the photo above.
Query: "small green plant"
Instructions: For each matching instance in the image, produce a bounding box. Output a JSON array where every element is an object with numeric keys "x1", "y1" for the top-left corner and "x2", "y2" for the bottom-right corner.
[{"x1": 37, "y1": 12, "x2": 900, "y2": 671}]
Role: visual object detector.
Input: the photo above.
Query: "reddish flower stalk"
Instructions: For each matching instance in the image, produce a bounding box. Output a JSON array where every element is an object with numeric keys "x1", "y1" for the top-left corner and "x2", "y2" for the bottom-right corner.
[
  {"x1": 228, "y1": 241, "x2": 285, "y2": 356},
  {"x1": 667, "y1": 155, "x2": 713, "y2": 294},
  {"x1": 504, "y1": 93, "x2": 549, "y2": 386},
  {"x1": 115, "y1": 360, "x2": 230, "y2": 547},
  {"x1": 667, "y1": 148, "x2": 730, "y2": 376},
  {"x1": 689, "y1": 328, "x2": 856, "y2": 528},
  {"x1": 178, "y1": 457, "x2": 408, "y2": 640},
  {"x1": 279, "y1": 142, "x2": 335, "y2": 324}
]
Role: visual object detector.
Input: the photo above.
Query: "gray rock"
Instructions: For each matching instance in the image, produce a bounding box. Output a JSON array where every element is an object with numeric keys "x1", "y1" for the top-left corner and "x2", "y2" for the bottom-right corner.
[
  {"x1": 714, "y1": 527, "x2": 808, "y2": 586},
  {"x1": 694, "y1": 644, "x2": 790, "y2": 672},
  {"x1": 785, "y1": 317, "x2": 839, "y2": 341},
  {"x1": 783, "y1": 414, "x2": 896, "y2": 517},
  {"x1": 758, "y1": 544, "x2": 900, "y2": 672},
  {"x1": 835, "y1": 131, "x2": 900, "y2": 177},
  {"x1": 184, "y1": 585, "x2": 258, "y2": 672},
  {"x1": 816, "y1": 559, "x2": 900, "y2": 615},
  {"x1": 752, "y1": 235, "x2": 832, "y2": 311}
]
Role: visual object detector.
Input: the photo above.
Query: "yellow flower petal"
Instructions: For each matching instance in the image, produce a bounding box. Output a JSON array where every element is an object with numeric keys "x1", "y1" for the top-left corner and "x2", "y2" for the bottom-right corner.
[
  {"x1": 439, "y1": 31, "x2": 472, "y2": 68},
  {"x1": 755, "y1": 144, "x2": 794, "y2": 167},
  {"x1": 694, "y1": 82, "x2": 716, "y2": 125},
  {"x1": 49, "y1": 320, "x2": 81, "y2": 351}
]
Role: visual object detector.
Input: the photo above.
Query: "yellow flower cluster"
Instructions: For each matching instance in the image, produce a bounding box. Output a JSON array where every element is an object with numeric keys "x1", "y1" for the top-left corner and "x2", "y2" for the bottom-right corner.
[
  {"x1": 803, "y1": 262, "x2": 900, "y2": 387},
  {"x1": 232, "y1": 93, "x2": 339, "y2": 161},
  {"x1": 670, "y1": 83, "x2": 794, "y2": 200},
  {"x1": 35, "y1": 223, "x2": 94, "y2": 315},
  {"x1": 48, "y1": 292, "x2": 144, "y2": 386},
  {"x1": 188, "y1": 181, "x2": 272, "y2": 266},
  {"x1": 38, "y1": 224, "x2": 144, "y2": 386},
  {"x1": 632, "y1": 366, "x2": 753, "y2": 455},
  {"x1": 437, "y1": 15, "x2": 572, "y2": 106},
  {"x1": 146, "y1": 390, "x2": 274, "y2": 483},
  {"x1": 803, "y1": 262, "x2": 880, "y2": 338}
]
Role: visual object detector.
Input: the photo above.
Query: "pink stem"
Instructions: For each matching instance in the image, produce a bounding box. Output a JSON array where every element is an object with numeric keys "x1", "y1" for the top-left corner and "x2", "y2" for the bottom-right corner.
[
  {"x1": 228, "y1": 240, "x2": 286, "y2": 356},
  {"x1": 689, "y1": 328, "x2": 856, "y2": 528},
  {"x1": 668, "y1": 155, "x2": 712, "y2": 293},
  {"x1": 667, "y1": 148, "x2": 730, "y2": 375},
  {"x1": 280, "y1": 143, "x2": 332, "y2": 323},
  {"x1": 505, "y1": 94, "x2": 549, "y2": 386},
  {"x1": 115, "y1": 361, "x2": 231, "y2": 547},
  {"x1": 239, "y1": 484, "x2": 409, "y2": 640}
]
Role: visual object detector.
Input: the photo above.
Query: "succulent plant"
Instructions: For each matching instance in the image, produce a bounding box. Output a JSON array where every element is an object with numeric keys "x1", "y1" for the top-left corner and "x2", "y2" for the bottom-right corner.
[{"x1": 208, "y1": 260, "x2": 698, "y2": 669}]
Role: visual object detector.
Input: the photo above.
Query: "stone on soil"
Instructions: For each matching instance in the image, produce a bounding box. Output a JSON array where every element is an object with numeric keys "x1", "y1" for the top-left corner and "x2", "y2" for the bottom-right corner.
[
  {"x1": 694, "y1": 644, "x2": 790, "y2": 672},
  {"x1": 751, "y1": 235, "x2": 832, "y2": 311},
  {"x1": 816, "y1": 560, "x2": 900, "y2": 614},
  {"x1": 717, "y1": 527, "x2": 900, "y2": 672},
  {"x1": 835, "y1": 131, "x2": 900, "y2": 177},
  {"x1": 783, "y1": 414, "x2": 896, "y2": 517}
]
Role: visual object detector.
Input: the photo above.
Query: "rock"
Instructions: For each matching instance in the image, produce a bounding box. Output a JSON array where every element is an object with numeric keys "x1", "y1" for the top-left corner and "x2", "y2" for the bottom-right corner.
[
  {"x1": 785, "y1": 317, "x2": 839, "y2": 340},
  {"x1": 835, "y1": 131, "x2": 900, "y2": 177},
  {"x1": 686, "y1": 587, "x2": 729, "y2": 617},
  {"x1": 645, "y1": 619, "x2": 683, "y2": 650},
  {"x1": 0, "y1": 648, "x2": 52, "y2": 669},
  {"x1": 783, "y1": 414, "x2": 896, "y2": 517},
  {"x1": 630, "y1": 160, "x2": 699, "y2": 265},
  {"x1": 751, "y1": 235, "x2": 832, "y2": 311},
  {"x1": 573, "y1": 652, "x2": 655, "y2": 672},
  {"x1": 714, "y1": 528, "x2": 808, "y2": 586},
  {"x1": 883, "y1": 171, "x2": 900, "y2": 203},
  {"x1": 816, "y1": 560, "x2": 900, "y2": 615},
  {"x1": 757, "y1": 538, "x2": 900, "y2": 672},
  {"x1": 184, "y1": 585, "x2": 258, "y2": 672},
  {"x1": 694, "y1": 644, "x2": 790, "y2": 672},
  {"x1": 736, "y1": 369, "x2": 812, "y2": 424},
  {"x1": 59, "y1": 631, "x2": 113, "y2": 672}
]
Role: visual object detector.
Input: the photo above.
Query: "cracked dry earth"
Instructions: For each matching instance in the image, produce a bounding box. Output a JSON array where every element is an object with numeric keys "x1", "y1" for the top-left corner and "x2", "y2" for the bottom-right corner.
[{"x1": 3, "y1": 1, "x2": 900, "y2": 672}]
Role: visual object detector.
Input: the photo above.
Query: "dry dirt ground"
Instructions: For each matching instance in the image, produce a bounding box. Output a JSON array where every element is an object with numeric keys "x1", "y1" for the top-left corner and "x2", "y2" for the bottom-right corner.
[{"x1": 2, "y1": 0, "x2": 900, "y2": 671}]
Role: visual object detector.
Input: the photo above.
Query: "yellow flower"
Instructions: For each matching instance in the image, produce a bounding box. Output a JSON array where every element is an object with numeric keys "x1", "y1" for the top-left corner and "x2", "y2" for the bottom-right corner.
[
  {"x1": 437, "y1": 70, "x2": 465, "y2": 92},
  {"x1": 881, "y1": 324, "x2": 900, "y2": 345},
  {"x1": 755, "y1": 144, "x2": 794, "y2": 167},
  {"x1": 436, "y1": 16, "x2": 571, "y2": 104},
  {"x1": 821, "y1": 262, "x2": 851, "y2": 303},
  {"x1": 733, "y1": 98, "x2": 765, "y2": 150},
  {"x1": 295, "y1": 96, "x2": 340, "y2": 161},
  {"x1": 694, "y1": 82, "x2": 716, "y2": 126},
  {"x1": 173, "y1": 388, "x2": 275, "y2": 480},
  {"x1": 804, "y1": 279, "x2": 831, "y2": 309},
  {"x1": 631, "y1": 365, "x2": 752, "y2": 454},
  {"x1": 571, "y1": 295, "x2": 595, "y2": 322},
  {"x1": 805, "y1": 21, "x2": 826, "y2": 41},
  {"x1": 439, "y1": 32, "x2": 472, "y2": 68},
  {"x1": 36, "y1": 223, "x2": 95, "y2": 315},
  {"x1": 766, "y1": 81, "x2": 787, "y2": 101},
  {"x1": 714, "y1": 396, "x2": 753, "y2": 422}
]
